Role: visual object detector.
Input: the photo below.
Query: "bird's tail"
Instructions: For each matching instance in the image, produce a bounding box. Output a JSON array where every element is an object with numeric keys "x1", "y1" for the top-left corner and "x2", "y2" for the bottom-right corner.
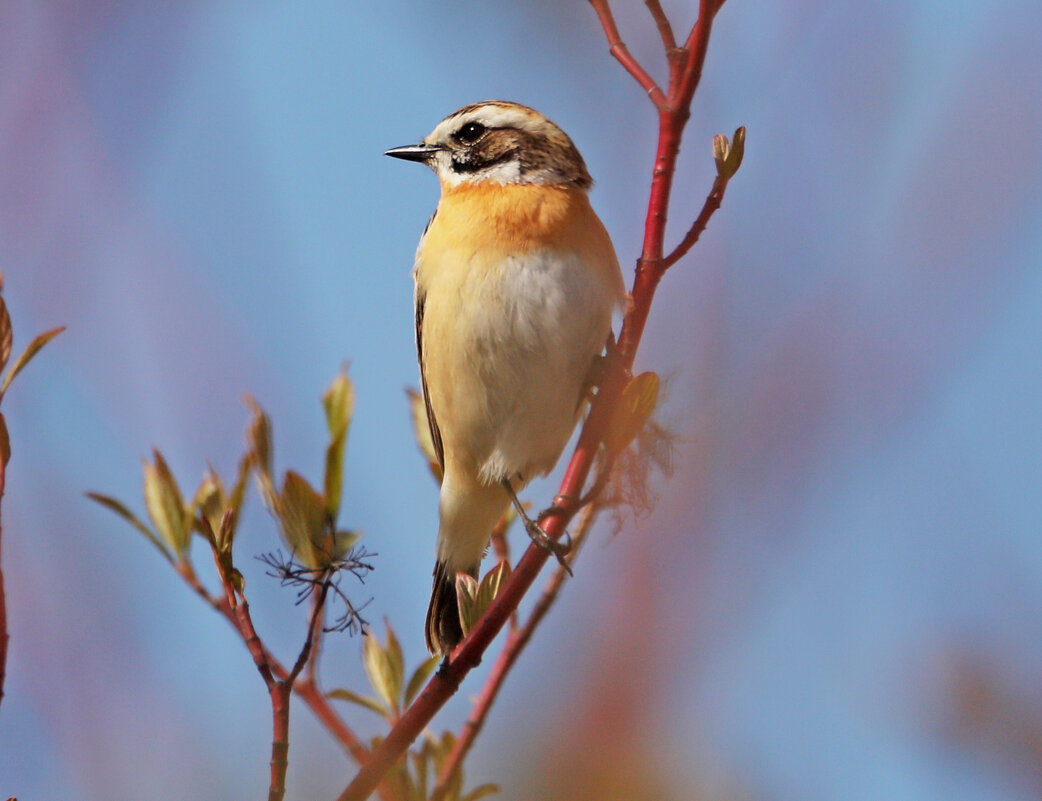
[{"x1": 425, "y1": 560, "x2": 478, "y2": 656}]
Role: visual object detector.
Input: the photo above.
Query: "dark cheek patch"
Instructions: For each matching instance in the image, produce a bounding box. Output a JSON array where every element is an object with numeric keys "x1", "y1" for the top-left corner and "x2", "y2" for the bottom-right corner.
[
  {"x1": 447, "y1": 126, "x2": 591, "y2": 187},
  {"x1": 450, "y1": 129, "x2": 523, "y2": 174}
]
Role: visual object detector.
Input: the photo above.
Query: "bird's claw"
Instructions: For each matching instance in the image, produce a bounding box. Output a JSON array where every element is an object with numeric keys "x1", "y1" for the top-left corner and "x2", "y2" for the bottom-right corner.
[
  {"x1": 502, "y1": 480, "x2": 574, "y2": 575},
  {"x1": 524, "y1": 517, "x2": 573, "y2": 575}
]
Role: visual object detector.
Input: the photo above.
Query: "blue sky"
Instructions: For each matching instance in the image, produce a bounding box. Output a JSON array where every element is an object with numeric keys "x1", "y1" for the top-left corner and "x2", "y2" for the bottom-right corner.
[{"x1": 2, "y1": 2, "x2": 1041, "y2": 799}]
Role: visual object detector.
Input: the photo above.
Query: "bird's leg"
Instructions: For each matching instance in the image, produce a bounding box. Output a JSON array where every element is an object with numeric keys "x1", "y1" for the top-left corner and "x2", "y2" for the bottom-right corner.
[{"x1": 501, "y1": 479, "x2": 573, "y2": 574}]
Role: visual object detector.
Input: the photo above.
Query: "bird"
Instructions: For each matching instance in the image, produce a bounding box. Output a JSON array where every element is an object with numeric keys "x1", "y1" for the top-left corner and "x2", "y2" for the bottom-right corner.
[{"x1": 386, "y1": 100, "x2": 626, "y2": 656}]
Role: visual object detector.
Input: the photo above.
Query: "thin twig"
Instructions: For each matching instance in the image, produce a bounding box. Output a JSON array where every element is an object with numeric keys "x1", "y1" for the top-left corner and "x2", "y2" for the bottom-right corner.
[
  {"x1": 675, "y1": 0, "x2": 722, "y2": 108},
  {"x1": 294, "y1": 678, "x2": 372, "y2": 765},
  {"x1": 645, "y1": 0, "x2": 677, "y2": 52},
  {"x1": 234, "y1": 596, "x2": 277, "y2": 688},
  {"x1": 177, "y1": 559, "x2": 228, "y2": 612},
  {"x1": 589, "y1": 0, "x2": 669, "y2": 110},
  {"x1": 268, "y1": 580, "x2": 333, "y2": 801},
  {"x1": 661, "y1": 173, "x2": 729, "y2": 270},
  {"x1": 175, "y1": 555, "x2": 373, "y2": 765},
  {"x1": 306, "y1": 591, "x2": 325, "y2": 685},
  {"x1": 287, "y1": 579, "x2": 331, "y2": 684},
  {"x1": 429, "y1": 504, "x2": 599, "y2": 801}
]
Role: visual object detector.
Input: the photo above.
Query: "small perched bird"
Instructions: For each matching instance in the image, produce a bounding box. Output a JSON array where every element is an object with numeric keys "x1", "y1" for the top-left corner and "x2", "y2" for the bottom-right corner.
[{"x1": 386, "y1": 101, "x2": 626, "y2": 656}]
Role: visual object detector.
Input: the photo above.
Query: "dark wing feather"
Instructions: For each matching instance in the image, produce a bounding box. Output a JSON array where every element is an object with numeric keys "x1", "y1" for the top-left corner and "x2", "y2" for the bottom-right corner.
[{"x1": 415, "y1": 287, "x2": 445, "y2": 473}]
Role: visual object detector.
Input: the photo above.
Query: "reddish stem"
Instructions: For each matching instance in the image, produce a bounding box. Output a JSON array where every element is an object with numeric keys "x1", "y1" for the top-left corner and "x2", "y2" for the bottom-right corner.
[
  {"x1": 429, "y1": 505, "x2": 597, "y2": 801},
  {"x1": 662, "y1": 173, "x2": 729, "y2": 270},
  {"x1": 179, "y1": 556, "x2": 373, "y2": 766},
  {"x1": 676, "y1": 0, "x2": 723, "y2": 111},
  {"x1": 589, "y1": 0, "x2": 668, "y2": 110},
  {"x1": 269, "y1": 683, "x2": 292, "y2": 801},
  {"x1": 645, "y1": 0, "x2": 677, "y2": 52},
  {"x1": 223, "y1": 562, "x2": 334, "y2": 801}
]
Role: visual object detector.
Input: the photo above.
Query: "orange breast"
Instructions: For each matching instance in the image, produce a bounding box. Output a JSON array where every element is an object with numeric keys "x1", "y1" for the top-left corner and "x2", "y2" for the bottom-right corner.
[{"x1": 419, "y1": 183, "x2": 622, "y2": 289}]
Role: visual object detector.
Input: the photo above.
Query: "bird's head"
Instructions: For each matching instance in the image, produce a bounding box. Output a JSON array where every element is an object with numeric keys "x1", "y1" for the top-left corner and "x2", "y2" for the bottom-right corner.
[{"x1": 385, "y1": 100, "x2": 592, "y2": 190}]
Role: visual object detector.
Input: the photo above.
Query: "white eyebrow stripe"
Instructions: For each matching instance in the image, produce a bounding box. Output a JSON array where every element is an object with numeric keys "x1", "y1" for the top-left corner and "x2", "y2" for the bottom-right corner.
[{"x1": 426, "y1": 104, "x2": 543, "y2": 144}]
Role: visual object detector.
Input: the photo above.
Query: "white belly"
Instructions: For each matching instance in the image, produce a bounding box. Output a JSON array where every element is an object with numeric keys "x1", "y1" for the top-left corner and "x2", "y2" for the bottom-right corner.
[{"x1": 421, "y1": 247, "x2": 615, "y2": 485}]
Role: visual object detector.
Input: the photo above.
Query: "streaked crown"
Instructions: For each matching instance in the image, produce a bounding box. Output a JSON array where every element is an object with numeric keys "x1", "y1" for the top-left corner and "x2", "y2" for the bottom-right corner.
[{"x1": 385, "y1": 101, "x2": 592, "y2": 189}]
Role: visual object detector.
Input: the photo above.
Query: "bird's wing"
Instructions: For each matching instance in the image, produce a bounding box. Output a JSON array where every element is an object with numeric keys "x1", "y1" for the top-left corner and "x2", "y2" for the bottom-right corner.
[{"x1": 414, "y1": 276, "x2": 445, "y2": 475}]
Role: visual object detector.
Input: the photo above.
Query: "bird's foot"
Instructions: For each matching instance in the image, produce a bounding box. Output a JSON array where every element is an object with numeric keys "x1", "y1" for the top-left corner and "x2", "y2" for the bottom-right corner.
[
  {"x1": 502, "y1": 480, "x2": 574, "y2": 575},
  {"x1": 522, "y1": 515, "x2": 573, "y2": 575}
]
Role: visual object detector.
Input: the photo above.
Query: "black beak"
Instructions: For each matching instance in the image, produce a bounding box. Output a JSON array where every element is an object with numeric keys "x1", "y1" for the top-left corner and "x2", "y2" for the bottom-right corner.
[{"x1": 384, "y1": 143, "x2": 442, "y2": 163}]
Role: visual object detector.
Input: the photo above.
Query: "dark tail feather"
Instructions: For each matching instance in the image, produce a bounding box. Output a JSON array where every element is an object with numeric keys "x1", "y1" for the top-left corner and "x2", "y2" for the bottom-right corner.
[{"x1": 425, "y1": 561, "x2": 477, "y2": 656}]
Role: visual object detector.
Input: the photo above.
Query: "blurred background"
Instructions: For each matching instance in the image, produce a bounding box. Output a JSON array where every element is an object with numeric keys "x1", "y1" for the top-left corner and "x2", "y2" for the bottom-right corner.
[{"x1": 2, "y1": 1, "x2": 1041, "y2": 799}]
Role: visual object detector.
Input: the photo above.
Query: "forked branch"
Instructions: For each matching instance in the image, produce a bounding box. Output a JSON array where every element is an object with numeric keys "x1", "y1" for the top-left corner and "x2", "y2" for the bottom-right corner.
[{"x1": 589, "y1": 0, "x2": 668, "y2": 109}]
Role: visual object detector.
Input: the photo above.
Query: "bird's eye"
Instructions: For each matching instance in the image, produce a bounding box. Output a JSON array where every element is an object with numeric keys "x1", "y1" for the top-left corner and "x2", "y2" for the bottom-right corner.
[{"x1": 455, "y1": 122, "x2": 486, "y2": 144}]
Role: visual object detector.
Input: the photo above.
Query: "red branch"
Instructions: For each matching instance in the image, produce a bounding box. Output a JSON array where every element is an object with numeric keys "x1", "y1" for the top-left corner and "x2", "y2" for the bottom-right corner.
[
  {"x1": 662, "y1": 172, "x2": 729, "y2": 270},
  {"x1": 589, "y1": 0, "x2": 668, "y2": 110},
  {"x1": 218, "y1": 557, "x2": 337, "y2": 801},
  {"x1": 336, "y1": 1, "x2": 735, "y2": 798},
  {"x1": 645, "y1": 0, "x2": 677, "y2": 53},
  {"x1": 428, "y1": 505, "x2": 597, "y2": 801},
  {"x1": 177, "y1": 557, "x2": 374, "y2": 768}
]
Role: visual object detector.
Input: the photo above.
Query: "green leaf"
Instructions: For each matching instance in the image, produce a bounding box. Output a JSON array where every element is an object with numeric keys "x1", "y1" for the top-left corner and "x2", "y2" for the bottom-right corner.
[
  {"x1": 433, "y1": 731, "x2": 461, "y2": 797},
  {"x1": 0, "y1": 294, "x2": 11, "y2": 375},
  {"x1": 437, "y1": 730, "x2": 457, "y2": 765},
  {"x1": 384, "y1": 621, "x2": 405, "y2": 708},
  {"x1": 326, "y1": 687, "x2": 388, "y2": 717},
  {"x1": 455, "y1": 573, "x2": 479, "y2": 636},
  {"x1": 604, "y1": 372, "x2": 660, "y2": 457},
  {"x1": 713, "y1": 126, "x2": 746, "y2": 179},
  {"x1": 143, "y1": 450, "x2": 192, "y2": 554},
  {"x1": 327, "y1": 529, "x2": 361, "y2": 562},
  {"x1": 244, "y1": 396, "x2": 275, "y2": 509},
  {"x1": 225, "y1": 452, "x2": 251, "y2": 533},
  {"x1": 461, "y1": 784, "x2": 501, "y2": 801},
  {"x1": 277, "y1": 470, "x2": 328, "y2": 567},
  {"x1": 363, "y1": 629, "x2": 400, "y2": 713},
  {"x1": 323, "y1": 369, "x2": 355, "y2": 438},
  {"x1": 411, "y1": 744, "x2": 430, "y2": 801},
  {"x1": 727, "y1": 125, "x2": 746, "y2": 176},
  {"x1": 0, "y1": 325, "x2": 64, "y2": 398},
  {"x1": 473, "y1": 560, "x2": 511, "y2": 625},
  {"x1": 216, "y1": 509, "x2": 237, "y2": 554},
  {"x1": 193, "y1": 469, "x2": 224, "y2": 540},
  {"x1": 406, "y1": 388, "x2": 443, "y2": 482},
  {"x1": 712, "y1": 133, "x2": 730, "y2": 174},
  {"x1": 86, "y1": 491, "x2": 174, "y2": 565},
  {"x1": 323, "y1": 429, "x2": 347, "y2": 523},
  {"x1": 0, "y1": 412, "x2": 8, "y2": 467},
  {"x1": 322, "y1": 370, "x2": 354, "y2": 521},
  {"x1": 404, "y1": 655, "x2": 440, "y2": 707}
]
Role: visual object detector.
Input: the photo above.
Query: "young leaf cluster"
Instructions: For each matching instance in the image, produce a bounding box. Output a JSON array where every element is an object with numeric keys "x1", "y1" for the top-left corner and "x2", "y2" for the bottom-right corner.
[
  {"x1": 455, "y1": 560, "x2": 511, "y2": 638},
  {"x1": 250, "y1": 371, "x2": 360, "y2": 569},
  {"x1": 88, "y1": 370, "x2": 366, "y2": 607},
  {"x1": 328, "y1": 621, "x2": 438, "y2": 723},
  {"x1": 328, "y1": 621, "x2": 497, "y2": 801},
  {"x1": 0, "y1": 274, "x2": 65, "y2": 467},
  {"x1": 713, "y1": 126, "x2": 746, "y2": 180},
  {"x1": 388, "y1": 730, "x2": 498, "y2": 801},
  {"x1": 88, "y1": 445, "x2": 251, "y2": 567}
]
